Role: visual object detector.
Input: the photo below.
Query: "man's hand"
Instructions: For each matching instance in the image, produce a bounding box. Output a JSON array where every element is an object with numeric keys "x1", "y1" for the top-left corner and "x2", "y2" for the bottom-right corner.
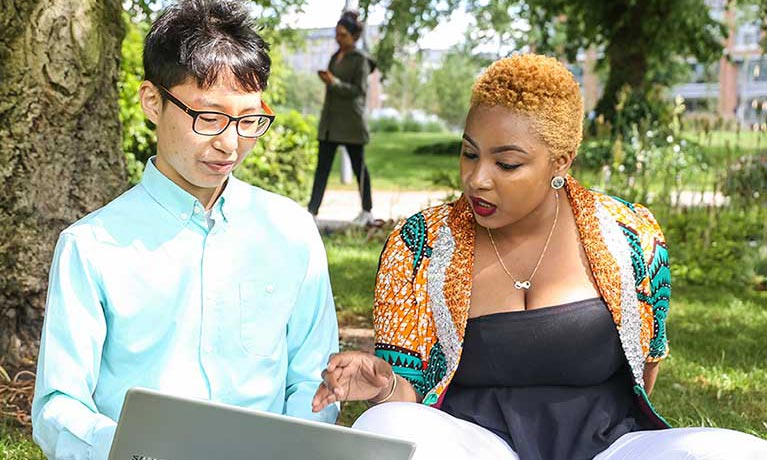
[{"x1": 311, "y1": 351, "x2": 393, "y2": 412}]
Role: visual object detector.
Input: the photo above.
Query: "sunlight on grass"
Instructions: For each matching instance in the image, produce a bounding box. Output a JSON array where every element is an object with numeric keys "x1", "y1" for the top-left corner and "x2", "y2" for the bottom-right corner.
[
  {"x1": 326, "y1": 132, "x2": 460, "y2": 191},
  {"x1": 0, "y1": 424, "x2": 44, "y2": 460}
]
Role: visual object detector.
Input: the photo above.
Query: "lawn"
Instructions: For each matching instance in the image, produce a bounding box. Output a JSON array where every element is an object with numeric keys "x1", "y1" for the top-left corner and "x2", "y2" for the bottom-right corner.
[
  {"x1": 3, "y1": 228, "x2": 764, "y2": 457},
  {"x1": 326, "y1": 131, "x2": 459, "y2": 191},
  {"x1": 0, "y1": 423, "x2": 44, "y2": 460},
  {"x1": 324, "y1": 130, "x2": 764, "y2": 193}
]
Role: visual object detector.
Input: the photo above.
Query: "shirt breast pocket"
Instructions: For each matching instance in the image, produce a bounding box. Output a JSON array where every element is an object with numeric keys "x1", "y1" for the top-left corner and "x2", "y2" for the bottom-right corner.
[{"x1": 239, "y1": 279, "x2": 296, "y2": 356}]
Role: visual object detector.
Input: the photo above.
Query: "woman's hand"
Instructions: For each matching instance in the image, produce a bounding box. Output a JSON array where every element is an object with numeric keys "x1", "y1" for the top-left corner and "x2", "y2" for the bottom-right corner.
[
  {"x1": 317, "y1": 70, "x2": 335, "y2": 85},
  {"x1": 311, "y1": 351, "x2": 394, "y2": 412}
]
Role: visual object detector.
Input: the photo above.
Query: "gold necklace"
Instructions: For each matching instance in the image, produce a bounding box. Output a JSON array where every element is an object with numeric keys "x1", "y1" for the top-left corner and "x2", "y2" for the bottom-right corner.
[{"x1": 486, "y1": 191, "x2": 559, "y2": 290}]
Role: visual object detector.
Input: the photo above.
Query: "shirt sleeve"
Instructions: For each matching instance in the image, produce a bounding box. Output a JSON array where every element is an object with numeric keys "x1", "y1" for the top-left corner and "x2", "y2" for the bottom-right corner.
[
  {"x1": 328, "y1": 54, "x2": 369, "y2": 99},
  {"x1": 634, "y1": 204, "x2": 672, "y2": 362},
  {"x1": 31, "y1": 232, "x2": 117, "y2": 460},
  {"x1": 283, "y1": 218, "x2": 339, "y2": 423}
]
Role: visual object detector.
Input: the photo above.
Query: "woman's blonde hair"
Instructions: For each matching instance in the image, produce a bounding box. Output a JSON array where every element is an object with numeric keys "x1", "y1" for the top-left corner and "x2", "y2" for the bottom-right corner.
[{"x1": 471, "y1": 54, "x2": 584, "y2": 160}]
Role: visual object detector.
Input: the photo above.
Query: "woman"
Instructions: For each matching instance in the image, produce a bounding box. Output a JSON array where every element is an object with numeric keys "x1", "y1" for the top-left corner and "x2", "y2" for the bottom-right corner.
[
  {"x1": 312, "y1": 55, "x2": 767, "y2": 459},
  {"x1": 308, "y1": 10, "x2": 375, "y2": 226}
]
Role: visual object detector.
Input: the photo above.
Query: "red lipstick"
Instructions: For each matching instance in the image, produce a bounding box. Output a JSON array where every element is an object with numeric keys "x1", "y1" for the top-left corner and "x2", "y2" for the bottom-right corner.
[{"x1": 470, "y1": 196, "x2": 497, "y2": 217}]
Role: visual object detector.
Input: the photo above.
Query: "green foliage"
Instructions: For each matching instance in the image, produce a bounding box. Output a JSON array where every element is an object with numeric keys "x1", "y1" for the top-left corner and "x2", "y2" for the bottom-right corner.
[
  {"x1": 575, "y1": 96, "x2": 767, "y2": 290},
  {"x1": 280, "y1": 69, "x2": 324, "y2": 115},
  {"x1": 234, "y1": 110, "x2": 317, "y2": 204},
  {"x1": 364, "y1": 0, "x2": 726, "y2": 127},
  {"x1": 381, "y1": 53, "x2": 431, "y2": 114},
  {"x1": 359, "y1": 0, "x2": 462, "y2": 73},
  {"x1": 370, "y1": 116, "x2": 445, "y2": 133},
  {"x1": 379, "y1": 44, "x2": 483, "y2": 130},
  {"x1": 721, "y1": 154, "x2": 767, "y2": 208},
  {"x1": 413, "y1": 139, "x2": 462, "y2": 155},
  {"x1": 422, "y1": 49, "x2": 483, "y2": 129},
  {"x1": 119, "y1": 14, "x2": 153, "y2": 184},
  {"x1": 526, "y1": 0, "x2": 725, "y2": 121},
  {"x1": 665, "y1": 207, "x2": 764, "y2": 287},
  {"x1": 369, "y1": 117, "x2": 402, "y2": 133}
]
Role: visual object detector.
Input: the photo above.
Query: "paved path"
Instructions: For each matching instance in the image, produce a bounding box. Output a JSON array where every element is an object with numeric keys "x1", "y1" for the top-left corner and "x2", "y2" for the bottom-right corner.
[
  {"x1": 314, "y1": 188, "x2": 726, "y2": 230},
  {"x1": 315, "y1": 189, "x2": 453, "y2": 230}
]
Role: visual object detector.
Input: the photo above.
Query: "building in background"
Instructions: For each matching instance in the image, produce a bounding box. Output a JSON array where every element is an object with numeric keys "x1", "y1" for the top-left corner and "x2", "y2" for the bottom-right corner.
[{"x1": 674, "y1": 1, "x2": 766, "y2": 126}]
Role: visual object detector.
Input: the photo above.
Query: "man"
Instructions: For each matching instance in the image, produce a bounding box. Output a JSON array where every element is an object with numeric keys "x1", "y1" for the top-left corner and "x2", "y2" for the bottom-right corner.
[{"x1": 31, "y1": 1, "x2": 339, "y2": 459}]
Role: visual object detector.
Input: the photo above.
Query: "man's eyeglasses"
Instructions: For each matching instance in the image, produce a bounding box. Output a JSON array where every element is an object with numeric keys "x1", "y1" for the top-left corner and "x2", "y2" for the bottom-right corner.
[{"x1": 158, "y1": 86, "x2": 275, "y2": 138}]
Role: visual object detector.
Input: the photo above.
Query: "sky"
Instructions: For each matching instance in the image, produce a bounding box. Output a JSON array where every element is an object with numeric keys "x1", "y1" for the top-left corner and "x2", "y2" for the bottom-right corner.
[{"x1": 284, "y1": 0, "x2": 474, "y2": 50}]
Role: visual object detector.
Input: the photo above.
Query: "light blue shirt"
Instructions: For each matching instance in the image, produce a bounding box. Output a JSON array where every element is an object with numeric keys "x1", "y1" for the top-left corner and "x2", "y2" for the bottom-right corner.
[{"x1": 31, "y1": 159, "x2": 339, "y2": 460}]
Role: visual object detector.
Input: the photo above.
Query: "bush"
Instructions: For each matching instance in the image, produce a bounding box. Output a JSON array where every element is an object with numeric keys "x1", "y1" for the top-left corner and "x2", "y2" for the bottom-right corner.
[
  {"x1": 370, "y1": 116, "x2": 402, "y2": 133},
  {"x1": 370, "y1": 116, "x2": 445, "y2": 133},
  {"x1": 119, "y1": 15, "x2": 154, "y2": 184},
  {"x1": 721, "y1": 154, "x2": 767, "y2": 208},
  {"x1": 414, "y1": 140, "x2": 462, "y2": 156},
  {"x1": 234, "y1": 110, "x2": 318, "y2": 204},
  {"x1": 665, "y1": 207, "x2": 765, "y2": 288}
]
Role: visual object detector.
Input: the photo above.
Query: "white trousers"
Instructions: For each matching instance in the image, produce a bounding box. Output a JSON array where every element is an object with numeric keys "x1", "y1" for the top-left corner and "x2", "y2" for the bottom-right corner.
[{"x1": 351, "y1": 402, "x2": 767, "y2": 460}]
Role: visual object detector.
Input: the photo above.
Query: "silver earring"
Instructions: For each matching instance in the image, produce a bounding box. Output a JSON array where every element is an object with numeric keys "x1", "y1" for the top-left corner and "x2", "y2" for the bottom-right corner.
[{"x1": 551, "y1": 176, "x2": 565, "y2": 190}]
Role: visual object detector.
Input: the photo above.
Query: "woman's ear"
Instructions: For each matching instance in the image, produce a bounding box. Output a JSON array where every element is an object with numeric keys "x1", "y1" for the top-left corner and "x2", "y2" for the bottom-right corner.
[
  {"x1": 139, "y1": 81, "x2": 163, "y2": 126},
  {"x1": 552, "y1": 151, "x2": 574, "y2": 176}
]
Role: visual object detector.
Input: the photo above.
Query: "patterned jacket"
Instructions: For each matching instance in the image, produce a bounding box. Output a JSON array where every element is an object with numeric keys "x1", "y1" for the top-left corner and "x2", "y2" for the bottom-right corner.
[{"x1": 373, "y1": 176, "x2": 672, "y2": 428}]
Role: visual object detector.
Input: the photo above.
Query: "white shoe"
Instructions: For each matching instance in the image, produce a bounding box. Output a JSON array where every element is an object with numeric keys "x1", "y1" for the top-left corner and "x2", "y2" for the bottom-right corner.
[{"x1": 352, "y1": 210, "x2": 374, "y2": 226}]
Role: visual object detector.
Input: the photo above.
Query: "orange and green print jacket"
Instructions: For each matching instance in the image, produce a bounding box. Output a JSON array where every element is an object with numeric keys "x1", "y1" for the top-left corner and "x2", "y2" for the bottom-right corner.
[{"x1": 373, "y1": 176, "x2": 672, "y2": 428}]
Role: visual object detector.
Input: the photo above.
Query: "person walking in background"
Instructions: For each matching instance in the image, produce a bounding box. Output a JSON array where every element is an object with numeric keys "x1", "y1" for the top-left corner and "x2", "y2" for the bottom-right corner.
[{"x1": 308, "y1": 10, "x2": 375, "y2": 226}]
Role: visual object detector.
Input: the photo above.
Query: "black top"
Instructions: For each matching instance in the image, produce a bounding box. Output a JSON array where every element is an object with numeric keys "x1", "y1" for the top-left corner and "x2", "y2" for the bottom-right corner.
[{"x1": 440, "y1": 298, "x2": 652, "y2": 460}]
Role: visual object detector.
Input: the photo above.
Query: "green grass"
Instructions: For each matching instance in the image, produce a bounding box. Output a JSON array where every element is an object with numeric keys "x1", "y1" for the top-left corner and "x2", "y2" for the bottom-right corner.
[
  {"x1": 321, "y1": 129, "x2": 764, "y2": 194},
  {"x1": 0, "y1": 423, "x2": 44, "y2": 460},
  {"x1": 323, "y1": 231, "x2": 767, "y2": 435},
  {"x1": 324, "y1": 228, "x2": 386, "y2": 325},
  {"x1": 651, "y1": 285, "x2": 767, "y2": 436},
  {"x1": 326, "y1": 132, "x2": 460, "y2": 191}
]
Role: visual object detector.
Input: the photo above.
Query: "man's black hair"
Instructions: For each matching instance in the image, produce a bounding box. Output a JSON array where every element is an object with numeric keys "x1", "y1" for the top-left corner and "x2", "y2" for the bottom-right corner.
[{"x1": 143, "y1": 0, "x2": 270, "y2": 92}]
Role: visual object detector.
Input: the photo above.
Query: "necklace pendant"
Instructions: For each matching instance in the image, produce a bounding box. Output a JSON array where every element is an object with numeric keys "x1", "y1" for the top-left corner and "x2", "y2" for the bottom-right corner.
[{"x1": 514, "y1": 280, "x2": 531, "y2": 290}]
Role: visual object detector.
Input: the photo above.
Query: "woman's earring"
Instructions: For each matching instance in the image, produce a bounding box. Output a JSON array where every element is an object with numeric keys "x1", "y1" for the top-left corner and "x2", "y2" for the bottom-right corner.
[{"x1": 551, "y1": 176, "x2": 565, "y2": 190}]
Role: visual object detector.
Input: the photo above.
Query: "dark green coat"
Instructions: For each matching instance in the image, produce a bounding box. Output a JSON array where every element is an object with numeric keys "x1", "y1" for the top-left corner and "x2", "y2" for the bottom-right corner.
[{"x1": 317, "y1": 48, "x2": 370, "y2": 145}]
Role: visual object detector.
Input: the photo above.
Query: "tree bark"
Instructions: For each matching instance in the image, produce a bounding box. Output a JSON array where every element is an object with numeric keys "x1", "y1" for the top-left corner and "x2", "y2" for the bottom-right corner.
[
  {"x1": 0, "y1": 0, "x2": 127, "y2": 366},
  {"x1": 594, "y1": 2, "x2": 649, "y2": 121}
]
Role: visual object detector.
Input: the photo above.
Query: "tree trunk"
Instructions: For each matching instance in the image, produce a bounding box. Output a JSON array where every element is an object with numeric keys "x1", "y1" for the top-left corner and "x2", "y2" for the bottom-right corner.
[
  {"x1": 0, "y1": 0, "x2": 127, "y2": 366},
  {"x1": 594, "y1": 3, "x2": 649, "y2": 122}
]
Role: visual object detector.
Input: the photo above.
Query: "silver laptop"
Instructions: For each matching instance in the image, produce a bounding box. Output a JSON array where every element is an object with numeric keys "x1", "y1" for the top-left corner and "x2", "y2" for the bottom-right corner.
[{"x1": 108, "y1": 387, "x2": 415, "y2": 460}]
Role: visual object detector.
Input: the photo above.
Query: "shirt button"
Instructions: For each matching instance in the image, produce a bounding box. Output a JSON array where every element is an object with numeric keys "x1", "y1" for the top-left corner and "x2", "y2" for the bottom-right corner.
[
  {"x1": 194, "y1": 205, "x2": 202, "y2": 214},
  {"x1": 180, "y1": 212, "x2": 189, "y2": 220},
  {"x1": 265, "y1": 285, "x2": 274, "y2": 294}
]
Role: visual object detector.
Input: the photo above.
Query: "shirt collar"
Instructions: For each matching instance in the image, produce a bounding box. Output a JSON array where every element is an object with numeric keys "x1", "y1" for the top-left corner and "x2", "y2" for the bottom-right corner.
[{"x1": 141, "y1": 157, "x2": 233, "y2": 224}]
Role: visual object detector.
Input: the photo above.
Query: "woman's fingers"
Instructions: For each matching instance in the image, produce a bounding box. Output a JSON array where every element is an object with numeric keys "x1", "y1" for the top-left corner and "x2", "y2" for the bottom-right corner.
[{"x1": 311, "y1": 382, "x2": 332, "y2": 412}]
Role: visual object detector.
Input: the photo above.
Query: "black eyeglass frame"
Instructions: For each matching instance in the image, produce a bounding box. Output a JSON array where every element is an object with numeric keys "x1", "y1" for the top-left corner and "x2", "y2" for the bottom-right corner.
[{"x1": 158, "y1": 86, "x2": 276, "y2": 138}]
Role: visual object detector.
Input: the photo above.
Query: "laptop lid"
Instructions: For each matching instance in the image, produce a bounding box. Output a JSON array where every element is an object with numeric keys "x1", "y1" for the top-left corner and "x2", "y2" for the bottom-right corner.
[{"x1": 108, "y1": 387, "x2": 415, "y2": 460}]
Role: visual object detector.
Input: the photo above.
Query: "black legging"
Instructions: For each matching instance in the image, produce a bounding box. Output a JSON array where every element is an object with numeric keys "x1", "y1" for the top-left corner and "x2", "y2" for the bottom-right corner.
[{"x1": 308, "y1": 141, "x2": 372, "y2": 215}]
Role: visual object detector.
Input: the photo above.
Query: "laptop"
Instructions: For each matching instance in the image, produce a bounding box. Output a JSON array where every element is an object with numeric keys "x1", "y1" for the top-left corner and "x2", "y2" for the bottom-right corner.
[{"x1": 108, "y1": 387, "x2": 415, "y2": 460}]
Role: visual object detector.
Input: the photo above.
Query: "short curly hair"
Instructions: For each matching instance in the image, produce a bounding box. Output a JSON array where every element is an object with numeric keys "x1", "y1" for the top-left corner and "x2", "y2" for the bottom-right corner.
[{"x1": 471, "y1": 54, "x2": 583, "y2": 160}]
